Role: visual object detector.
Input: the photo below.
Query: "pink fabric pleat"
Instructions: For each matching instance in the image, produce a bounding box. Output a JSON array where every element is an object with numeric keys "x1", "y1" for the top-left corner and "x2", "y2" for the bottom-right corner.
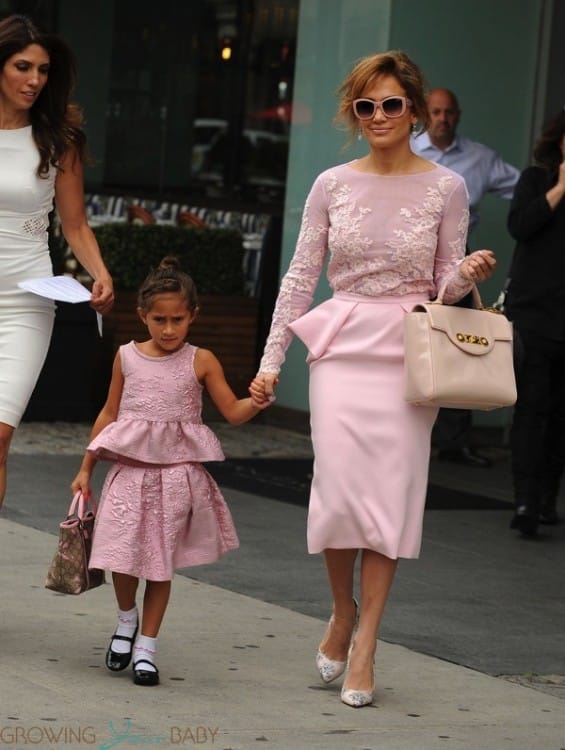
[{"x1": 292, "y1": 293, "x2": 437, "y2": 560}]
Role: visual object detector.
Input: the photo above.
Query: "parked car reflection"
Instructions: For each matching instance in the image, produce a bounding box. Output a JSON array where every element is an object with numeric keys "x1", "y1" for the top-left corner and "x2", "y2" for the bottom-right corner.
[
  {"x1": 191, "y1": 117, "x2": 228, "y2": 175},
  {"x1": 194, "y1": 126, "x2": 289, "y2": 202}
]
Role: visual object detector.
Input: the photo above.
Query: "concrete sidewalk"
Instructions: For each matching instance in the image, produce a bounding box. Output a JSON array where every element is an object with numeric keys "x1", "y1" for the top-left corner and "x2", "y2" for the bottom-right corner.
[
  {"x1": 1, "y1": 518, "x2": 564, "y2": 750},
  {"x1": 2, "y1": 421, "x2": 565, "y2": 749}
]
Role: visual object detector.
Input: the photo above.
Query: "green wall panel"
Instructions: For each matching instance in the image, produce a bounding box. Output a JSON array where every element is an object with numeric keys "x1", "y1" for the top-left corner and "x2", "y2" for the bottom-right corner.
[
  {"x1": 277, "y1": 0, "x2": 544, "y2": 425},
  {"x1": 276, "y1": 0, "x2": 393, "y2": 410}
]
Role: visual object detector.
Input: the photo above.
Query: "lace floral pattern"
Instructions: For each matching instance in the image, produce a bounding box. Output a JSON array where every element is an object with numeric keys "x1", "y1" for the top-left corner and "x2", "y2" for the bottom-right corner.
[
  {"x1": 88, "y1": 343, "x2": 225, "y2": 463},
  {"x1": 90, "y1": 461, "x2": 239, "y2": 580},
  {"x1": 259, "y1": 163, "x2": 472, "y2": 373}
]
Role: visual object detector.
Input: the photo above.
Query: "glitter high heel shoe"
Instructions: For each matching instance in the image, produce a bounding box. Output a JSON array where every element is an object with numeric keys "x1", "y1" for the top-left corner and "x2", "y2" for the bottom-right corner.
[
  {"x1": 340, "y1": 642, "x2": 375, "y2": 708},
  {"x1": 316, "y1": 599, "x2": 358, "y2": 684}
]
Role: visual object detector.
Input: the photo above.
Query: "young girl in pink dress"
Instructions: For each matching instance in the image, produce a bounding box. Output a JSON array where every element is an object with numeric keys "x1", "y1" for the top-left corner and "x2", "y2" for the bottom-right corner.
[{"x1": 71, "y1": 256, "x2": 269, "y2": 687}]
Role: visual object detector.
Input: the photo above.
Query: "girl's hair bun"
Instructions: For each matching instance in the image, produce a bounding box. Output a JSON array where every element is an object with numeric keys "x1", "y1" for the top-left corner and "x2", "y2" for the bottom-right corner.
[{"x1": 157, "y1": 255, "x2": 181, "y2": 271}]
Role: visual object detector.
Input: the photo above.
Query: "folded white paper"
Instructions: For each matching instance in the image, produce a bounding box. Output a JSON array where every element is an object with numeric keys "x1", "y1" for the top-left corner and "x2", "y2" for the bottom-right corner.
[{"x1": 18, "y1": 275, "x2": 103, "y2": 336}]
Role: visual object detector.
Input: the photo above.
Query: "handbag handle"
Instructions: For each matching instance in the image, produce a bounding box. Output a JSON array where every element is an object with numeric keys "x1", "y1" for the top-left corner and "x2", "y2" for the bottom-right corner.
[
  {"x1": 67, "y1": 491, "x2": 97, "y2": 520},
  {"x1": 436, "y1": 282, "x2": 484, "y2": 309}
]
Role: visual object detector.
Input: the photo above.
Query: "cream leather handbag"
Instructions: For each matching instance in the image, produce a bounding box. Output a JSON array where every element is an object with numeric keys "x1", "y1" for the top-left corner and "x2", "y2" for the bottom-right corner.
[{"x1": 403, "y1": 285, "x2": 517, "y2": 410}]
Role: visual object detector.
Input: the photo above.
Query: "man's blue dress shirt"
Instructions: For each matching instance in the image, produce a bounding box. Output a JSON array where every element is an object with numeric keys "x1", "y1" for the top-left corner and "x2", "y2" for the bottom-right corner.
[{"x1": 411, "y1": 132, "x2": 520, "y2": 235}]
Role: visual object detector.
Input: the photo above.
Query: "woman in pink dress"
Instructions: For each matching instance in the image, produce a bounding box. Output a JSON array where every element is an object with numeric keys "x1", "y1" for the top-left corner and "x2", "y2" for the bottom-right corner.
[
  {"x1": 71, "y1": 256, "x2": 270, "y2": 687},
  {"x1": 251, "y1": 51, "x2": 496, "y2": 707}
]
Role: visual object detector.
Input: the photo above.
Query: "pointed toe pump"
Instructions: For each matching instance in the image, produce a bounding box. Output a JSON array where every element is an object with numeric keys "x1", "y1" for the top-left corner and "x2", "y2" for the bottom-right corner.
[
  {"x1": 340, "y1": 641, "x2": 375, "y2": 708},
  {"x1": 316, "y1": 599, "x2": 359, "y2": 684}
]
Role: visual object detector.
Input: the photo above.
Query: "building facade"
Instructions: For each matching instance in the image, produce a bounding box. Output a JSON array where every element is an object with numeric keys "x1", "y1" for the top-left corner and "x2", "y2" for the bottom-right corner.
[{"x1": 5, "y1": 0, "x2": 563, "y2": 424}]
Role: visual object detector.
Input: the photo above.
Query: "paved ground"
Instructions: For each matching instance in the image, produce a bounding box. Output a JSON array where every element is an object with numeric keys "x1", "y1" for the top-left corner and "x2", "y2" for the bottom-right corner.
[{"x1": 2, "y1": 419, "x2": 565, "y2": 749}]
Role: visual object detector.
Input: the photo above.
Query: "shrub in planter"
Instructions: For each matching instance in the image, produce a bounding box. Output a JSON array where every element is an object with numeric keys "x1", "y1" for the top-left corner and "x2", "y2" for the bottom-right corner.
[
  {"x1": 25, "y1": 223, "x2": 253, "y2": 422},
  {"x1": 92, "y1": 223, "x2": 246, "y2": 294}
]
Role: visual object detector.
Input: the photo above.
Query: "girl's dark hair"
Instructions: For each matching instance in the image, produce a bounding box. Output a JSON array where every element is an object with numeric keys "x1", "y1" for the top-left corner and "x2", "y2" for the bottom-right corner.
[
  {"x1": 533, "y1": 109, "x2": 565, "y2": 180},
  {"x1": 0, "y1": 14, "x2": 86, "y2": 176},
  {"x1": 137, "y1": 256, "x2": 199, "y2": 313},
  {"x1": 335, "y1": 50, "x2": 429, "y2": 143}
]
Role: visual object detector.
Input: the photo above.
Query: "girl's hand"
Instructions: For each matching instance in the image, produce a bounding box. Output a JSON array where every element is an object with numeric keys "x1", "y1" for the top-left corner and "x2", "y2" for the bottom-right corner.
[
  {"x1": 252, "y1": 373, "x2": 279, "y2": 401},
  {"x1": 71, "y1": 470, "x2": 92, "y2": 498},
  {"x1": 249, "y1": 375, "x2": 276, "y2": 406},
  {"x1": 460, "y1": 249, "x2": 496, "y2": 282}
]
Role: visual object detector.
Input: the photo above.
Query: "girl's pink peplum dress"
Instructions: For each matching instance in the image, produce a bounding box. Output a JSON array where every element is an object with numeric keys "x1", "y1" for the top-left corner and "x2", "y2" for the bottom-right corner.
[{"x1": 88, "y1": 341, "x2": 239, "y2": 581}]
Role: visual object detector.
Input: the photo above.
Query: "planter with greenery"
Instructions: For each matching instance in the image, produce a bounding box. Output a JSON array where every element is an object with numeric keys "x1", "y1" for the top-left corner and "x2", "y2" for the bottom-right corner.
[{"x1": 24, "y1": 222, "x2": 259, "y2": 422}]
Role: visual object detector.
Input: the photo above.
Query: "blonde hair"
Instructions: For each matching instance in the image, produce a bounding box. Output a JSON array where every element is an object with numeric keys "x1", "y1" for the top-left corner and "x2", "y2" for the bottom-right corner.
[{"x1": 335, "y1": 50, "x2": 429, "y2": 142}]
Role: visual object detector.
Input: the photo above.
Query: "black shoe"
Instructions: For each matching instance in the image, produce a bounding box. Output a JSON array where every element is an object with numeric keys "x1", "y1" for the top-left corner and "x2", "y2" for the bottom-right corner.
[
  {"x1": 539, "y1": 508, "x2": 560, "y2": 525},
  {"x1": 437, "y1": 446, "x2": 492, "y2": 468},
  {"x1": 105, "y1": 626, "x2": 138, "y2": 672},
  {"x1": 510, "y1": 506, "x2": 538, "y2": 537},
  {"x1": 133, "y1": 659, "x2": 160, "y2": 686}
]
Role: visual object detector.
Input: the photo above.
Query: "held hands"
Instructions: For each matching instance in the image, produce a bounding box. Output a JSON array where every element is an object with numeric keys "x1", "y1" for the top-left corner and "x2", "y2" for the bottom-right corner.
[
  {"x1": 460, "y1": 249, "x2": 496, "y2": 283},
  {"x1": 249, "y1": 373, "x2": 279, "y2": 409}
]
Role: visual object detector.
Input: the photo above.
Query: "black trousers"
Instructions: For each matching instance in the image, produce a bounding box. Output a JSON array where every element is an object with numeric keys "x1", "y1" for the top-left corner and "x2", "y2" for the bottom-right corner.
[
  {"x1": 432, "y1": 407, "x2": 472, "y2": 450},
  {"x1": 510, "y1": 326, "x2": 565, "y2": 513}
]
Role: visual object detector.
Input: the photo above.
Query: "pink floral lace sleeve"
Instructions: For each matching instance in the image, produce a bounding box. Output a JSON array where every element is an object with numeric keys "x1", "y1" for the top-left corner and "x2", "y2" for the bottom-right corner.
[{"x1": 259, "y1": 162, "x2": 471, "y2": 374}]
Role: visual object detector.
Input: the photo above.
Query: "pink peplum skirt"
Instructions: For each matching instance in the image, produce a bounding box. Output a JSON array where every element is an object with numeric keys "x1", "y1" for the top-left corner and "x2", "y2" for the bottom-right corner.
[
  {"x1": 90, "y1": 461, "x2": 239, "y2": 581},
  {"x1": 289, "y1": 292, "x2": 437, "y2": 560}
]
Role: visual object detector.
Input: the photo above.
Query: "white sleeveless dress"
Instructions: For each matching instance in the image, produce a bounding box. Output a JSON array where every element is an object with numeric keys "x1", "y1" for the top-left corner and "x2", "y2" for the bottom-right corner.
[{"x1": 0, "y1": 126, "x2": 56, "y2": 427}]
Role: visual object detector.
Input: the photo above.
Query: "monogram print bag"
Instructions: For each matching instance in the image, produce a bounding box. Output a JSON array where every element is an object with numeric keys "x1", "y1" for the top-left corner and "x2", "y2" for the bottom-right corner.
[{"x1": 45, "y1": 491, "x2": 105, "y2": 595}]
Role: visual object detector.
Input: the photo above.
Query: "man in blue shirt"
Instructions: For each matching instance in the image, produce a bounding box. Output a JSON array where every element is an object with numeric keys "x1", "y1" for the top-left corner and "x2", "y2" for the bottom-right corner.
[{"x1": 412, "y1": 88, "x2": 520, "y2": 467}]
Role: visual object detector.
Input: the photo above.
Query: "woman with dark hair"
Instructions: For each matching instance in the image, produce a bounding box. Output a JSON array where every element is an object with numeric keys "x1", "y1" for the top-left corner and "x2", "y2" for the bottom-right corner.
[
  {"x1": 0, "y1": 14, "x2": 114, "y2": 505},
  {"x1": 506, "y1": 109, "x2": 565, "y2": 537},
  {"x1": 251, "y1": 50, "x2": 495, "y2": 707}
]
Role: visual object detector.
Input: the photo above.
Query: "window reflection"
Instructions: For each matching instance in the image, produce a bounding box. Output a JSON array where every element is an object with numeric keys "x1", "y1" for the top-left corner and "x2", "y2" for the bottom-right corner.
[{"x1": 104, "y1": 0, "x2": 298, "y2": 210}]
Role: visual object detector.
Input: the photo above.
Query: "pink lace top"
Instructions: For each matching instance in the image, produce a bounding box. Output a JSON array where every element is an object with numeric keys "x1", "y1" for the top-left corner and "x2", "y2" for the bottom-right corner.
[
  {"x1": 88, "y1": 342, "x2": 225, "y2": 465},
  {"x1": 259, "y1": 162, "x2": 473, "y2": 374}
]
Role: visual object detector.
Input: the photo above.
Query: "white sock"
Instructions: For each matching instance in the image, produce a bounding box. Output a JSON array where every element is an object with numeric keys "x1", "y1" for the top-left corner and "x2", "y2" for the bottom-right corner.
[
  {"x1": 111, "y1": 606, "x2": 138, "y2": 654},
  {"x1": 134, "y1": 635, "x2": 158, "y2": 672}
]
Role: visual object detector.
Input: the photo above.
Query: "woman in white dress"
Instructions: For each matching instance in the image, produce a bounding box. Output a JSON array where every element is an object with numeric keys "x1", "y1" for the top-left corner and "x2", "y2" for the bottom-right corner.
[
  {"x1": 251, "y1": 51, "x2": 496, "y2": 707},
  {"x1": 0, "y1": 15, "x2": 114, "y2": 506}
]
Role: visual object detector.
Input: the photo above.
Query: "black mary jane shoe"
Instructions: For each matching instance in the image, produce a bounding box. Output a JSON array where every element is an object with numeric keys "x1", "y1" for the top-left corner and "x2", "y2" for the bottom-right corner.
[
  {"x1": 133, "y1": 658, "x2": 160, "y2": 687},
  {"x1": 105, "y1": 627, "x2": 138, "y2": 672}
]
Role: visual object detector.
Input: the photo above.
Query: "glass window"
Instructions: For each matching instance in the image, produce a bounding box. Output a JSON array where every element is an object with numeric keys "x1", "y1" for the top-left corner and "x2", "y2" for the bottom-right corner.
[
  {"x1": 0, "y1": 1, "x2": 56, "y2": 30},
  {"x1": 103, "y1": 0, "x2": 298, "y2": 210}
]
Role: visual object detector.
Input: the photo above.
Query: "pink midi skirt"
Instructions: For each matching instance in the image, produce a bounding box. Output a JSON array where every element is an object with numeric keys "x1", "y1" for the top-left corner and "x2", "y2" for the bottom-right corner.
[{"x1": 289, "y1": 292, "x2": 438, "y2": 560}]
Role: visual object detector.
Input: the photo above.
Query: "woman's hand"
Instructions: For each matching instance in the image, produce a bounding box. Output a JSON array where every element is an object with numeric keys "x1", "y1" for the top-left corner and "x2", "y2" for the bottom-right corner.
[
  {"x1": 250, "y1": 373, "x2": 279, "y2": 404},
  {"x1": 90, "y1": 275, "x2": 115, "y2": 315},
  {"x1": 460, "y1": 249, "x2": 497, "y2": 283}
]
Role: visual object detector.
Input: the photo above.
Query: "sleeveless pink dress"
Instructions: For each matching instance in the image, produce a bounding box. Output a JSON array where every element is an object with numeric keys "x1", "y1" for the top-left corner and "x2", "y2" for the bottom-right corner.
[{"x1": 88, "y1": 341, "x2": 239, "y2": 581}]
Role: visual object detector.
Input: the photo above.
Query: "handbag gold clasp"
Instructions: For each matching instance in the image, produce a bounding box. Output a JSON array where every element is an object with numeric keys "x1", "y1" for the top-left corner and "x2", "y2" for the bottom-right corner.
[{"x1": 456, "y1": 333, "x2": 489, "y2": 346}]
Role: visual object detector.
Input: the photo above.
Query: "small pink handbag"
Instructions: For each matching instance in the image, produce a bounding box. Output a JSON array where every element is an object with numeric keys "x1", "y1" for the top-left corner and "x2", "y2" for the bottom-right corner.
[
  {"x1": 403, "y1": 285, "x2": 517, "y2": 411},
  {"x1": 45, "y1": 492, "x2": 105, "y2": 595}
]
